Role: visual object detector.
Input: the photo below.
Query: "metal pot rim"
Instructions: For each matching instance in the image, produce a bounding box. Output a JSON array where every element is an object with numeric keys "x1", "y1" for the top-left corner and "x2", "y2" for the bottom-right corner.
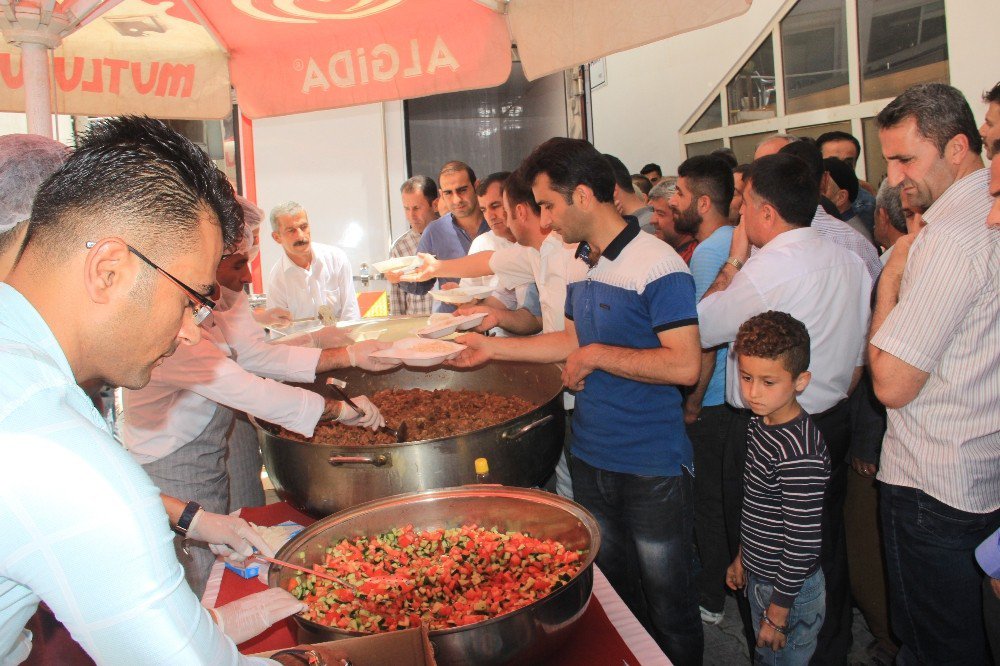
[{"x1": 272, "y1": 485, "x2": 601, "y2": 637}]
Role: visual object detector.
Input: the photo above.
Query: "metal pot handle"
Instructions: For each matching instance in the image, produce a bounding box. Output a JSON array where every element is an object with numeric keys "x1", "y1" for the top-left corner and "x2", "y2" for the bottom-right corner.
[
  {"x1": 500, "y1": 414, "x2": 554, "y2": 442},
  {"x1": 328, "y1": 454, "x2": 389, "y2": 467}
]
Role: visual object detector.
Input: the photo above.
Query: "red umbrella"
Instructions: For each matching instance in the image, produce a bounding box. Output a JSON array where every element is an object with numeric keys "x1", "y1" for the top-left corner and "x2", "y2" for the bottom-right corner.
[{"x1": 0, "y1": 0, "x2": 751, "y2": 136}]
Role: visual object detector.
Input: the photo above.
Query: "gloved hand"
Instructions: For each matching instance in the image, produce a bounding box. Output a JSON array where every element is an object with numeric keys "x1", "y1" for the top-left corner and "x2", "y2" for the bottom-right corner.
[
  {"x1": 336, "y1": 395, "x2": 385, "y2": 431},
  {"x1": 304, "y1": 325, "x2": 355, "y2": 349},
  {"x1": 187, "y1": 510, "x2": 273, "y2": 563},
  {"x1": 253, "y1": 307, "x2": 293, "y2": 327},
  {"x1": 347, "y1": 340, "x2": 402, "y2": 371},
  {"x1": 213, "y1": 588, "x2": 306, "y2": 644}
]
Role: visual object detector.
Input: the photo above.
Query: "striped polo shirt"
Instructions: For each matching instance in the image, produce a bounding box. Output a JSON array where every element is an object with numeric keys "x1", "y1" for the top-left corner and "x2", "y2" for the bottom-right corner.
[
  {"x1": 871, "y1": 168, "x2": 1000, "y2": 513},
  {"x1": 741, "y1": 411, "x2": 830, "y2": 608},
  {"x1": 565, "y1": 222, "x2": 698, "y2": 477}
]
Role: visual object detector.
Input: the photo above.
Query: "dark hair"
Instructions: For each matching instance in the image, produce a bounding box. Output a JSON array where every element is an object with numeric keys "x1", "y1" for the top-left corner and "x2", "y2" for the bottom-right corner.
[
  {"x1": 816, "y1": 130, "x2": 861, "y2": 157},
  {"x1": 475, "y1": 171, "x2": 510, "y2": 197},
  {"x1": 875, "y1": 180, "x2": 908, "y2": 234},
  {"x1": 602, "y1": 153, "x2": 635, "y2": 193},
  {"x1": 439, "y1": 160, "x2": 477, "y2": 185},
  {"x1": 631, "y1": 174, "x2": 652, "y2": 196},
  {"x1": 710, "y1": 148, "x2": 738, "y2": 170},
  {"x1": 502, "y1": 167, "x2": 541, "y2": 216},
  {"x1": 677, "y1": 155, "x2": 734, "y2": 217},
  {"x1": 522, "y1": 138, "x2": 616, "y2": 204},
  {"x1": 778, "y1": 140, "x2": 824, "y2": 190},
  {"x1": 734, "y1": 310, "x2": 811, "y2": 376},
  {"x1": 983, "y1": 81, "x2": 1000, "y2": 105},
  {"x1": 876, "y1": 83, "x2": 983, "y2": 155},
  {"x1": 745, "y1": 154, "x2": 818, "y2": 228},
  {"x1": 29, "y1": 115, "x2": 241, "y2": 263},
  {"x1": 640, "y1": 163, "x2": 661, "y2": 176},
  {"x1": 823, "y1": 157, "x2": 859, "y2": 203},
  {"x1": 734, "y1": 163, "x2": 751, "y2": 179},
  {"x1": 400, "y1": 175, "x2": 438, "y2": 206}
]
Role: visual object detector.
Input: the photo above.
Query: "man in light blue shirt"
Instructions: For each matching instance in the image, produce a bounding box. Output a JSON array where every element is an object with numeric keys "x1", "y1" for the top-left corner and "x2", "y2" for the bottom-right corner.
[
  {"x1": 668, "y1": 155, "x2": 738, "y2": 626},
  {"x1": 0, "y1": 117, "x2": 293, "y2": 665}
]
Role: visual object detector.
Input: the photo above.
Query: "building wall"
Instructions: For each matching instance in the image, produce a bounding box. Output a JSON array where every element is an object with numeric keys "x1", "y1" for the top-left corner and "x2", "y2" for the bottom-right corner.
[{"x1": 590, "y1": 0, "x2": 1000, "y2": 177}]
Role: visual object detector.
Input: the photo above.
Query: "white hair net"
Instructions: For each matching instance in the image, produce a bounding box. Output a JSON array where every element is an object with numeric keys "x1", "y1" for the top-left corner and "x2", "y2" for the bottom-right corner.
[
  {"x1": 234, "y1": 194, "x2": 263, "y2": 260},
  {"x1": 0, "y1": 134, "x2": 70, "y2": 233}
]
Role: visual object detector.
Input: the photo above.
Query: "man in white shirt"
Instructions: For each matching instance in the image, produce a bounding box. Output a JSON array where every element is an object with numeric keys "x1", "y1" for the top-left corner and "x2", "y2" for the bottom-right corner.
[
  {"x1": 868, "y1": 83, "x2": 999, "y2": 666},
  {"x1": 267, "y1": 201, "x2": 361, "y2": 322},
  {"x1": 698, "y1": 154, "x2": 871, "y2": 664},
  {"x1": 0, "y1": 115, "x2": 291, "y2": 665},
  {"x1": 123, "y1": 207, "x2": 395, "y2": 596}
]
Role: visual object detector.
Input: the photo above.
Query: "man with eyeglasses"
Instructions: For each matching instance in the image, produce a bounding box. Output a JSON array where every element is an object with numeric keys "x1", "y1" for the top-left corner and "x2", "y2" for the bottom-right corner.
[
  {"x1": 121, "y1": 197, "x2": 399, "y2": 596},
  {"x1": 0, "y1": 116, "x2": 300, "y2": 664}
]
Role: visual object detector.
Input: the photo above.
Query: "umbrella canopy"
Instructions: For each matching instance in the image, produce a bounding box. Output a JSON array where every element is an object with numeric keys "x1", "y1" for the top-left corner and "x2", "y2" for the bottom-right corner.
[{"x1": 0, "y1": 0, "x2": 750, "y2": 132}]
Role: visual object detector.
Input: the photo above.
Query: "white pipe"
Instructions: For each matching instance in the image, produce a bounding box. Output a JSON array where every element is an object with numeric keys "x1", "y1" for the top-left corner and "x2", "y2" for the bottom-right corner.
[{"x1": 21, "y1": 41, "x2": 52, "y2": 138}]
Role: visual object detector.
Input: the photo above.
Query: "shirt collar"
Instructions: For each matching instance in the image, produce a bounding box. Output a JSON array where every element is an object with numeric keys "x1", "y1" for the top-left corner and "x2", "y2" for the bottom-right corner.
[
  {"x1": 922, "y1": 167, "x2": 989, "y2": 226},
  {"x1": 758, "y1": 225, "x2": 819, "y2": 252},
  {"x1": 574, "y1": 219, "x2": 640, "y2": 267}
]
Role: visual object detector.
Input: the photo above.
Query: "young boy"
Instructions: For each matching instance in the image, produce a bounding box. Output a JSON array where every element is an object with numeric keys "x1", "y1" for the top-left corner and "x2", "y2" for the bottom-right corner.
[{"x1": 726, "y1": 311, "x2": 830, "y2": 665}]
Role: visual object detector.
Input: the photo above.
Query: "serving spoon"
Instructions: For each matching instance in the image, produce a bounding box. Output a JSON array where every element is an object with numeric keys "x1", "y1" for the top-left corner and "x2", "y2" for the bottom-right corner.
[{"x1": 325, "y1": 378, "x2": 408, "y2": 442}]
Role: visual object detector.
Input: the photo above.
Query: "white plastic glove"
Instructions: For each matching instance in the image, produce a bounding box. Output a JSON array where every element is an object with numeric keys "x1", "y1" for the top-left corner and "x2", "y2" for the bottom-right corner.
[
  {"x1": 187, "y1": 510, "x2": 274, "y2": 563},
  {"x1": 347, "y1": 340, "x2": 402, "y2": 371},
  {"x1": 252, "y1": 307, "x2": 293, "y2": 327},
  {"x1": 336, "y1": 395, "x2": 386, "y2": 431},
  {"x1": 304, "y1": 325, "x2": 355, "y2": 349},
  {"x1": 212, "y1": 588, "x2": 306, "y2": 644}
]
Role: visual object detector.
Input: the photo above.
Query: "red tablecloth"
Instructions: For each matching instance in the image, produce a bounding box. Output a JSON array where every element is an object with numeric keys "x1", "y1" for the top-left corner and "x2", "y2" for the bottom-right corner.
[{"x1": 215, "y1": 503, "x2": 669, "y2": 665}]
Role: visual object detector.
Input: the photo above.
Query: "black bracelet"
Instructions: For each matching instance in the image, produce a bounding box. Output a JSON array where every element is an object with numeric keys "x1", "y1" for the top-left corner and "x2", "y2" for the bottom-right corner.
[
  {"x1": 762, "y1": 610, "x2": 788, "y2": 635},
  {"x1": 173, "y1": 500, "x2": 202, "y2": 536}
]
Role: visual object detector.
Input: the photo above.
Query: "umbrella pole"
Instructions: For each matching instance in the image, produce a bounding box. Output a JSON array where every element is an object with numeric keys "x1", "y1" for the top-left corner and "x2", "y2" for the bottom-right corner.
[{"x1": 21, "y1": 41, "x2": 53, "y2": 138}]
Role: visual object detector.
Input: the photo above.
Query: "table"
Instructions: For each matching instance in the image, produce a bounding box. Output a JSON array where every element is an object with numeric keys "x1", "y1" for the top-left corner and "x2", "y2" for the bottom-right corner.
[{"x1": 204, "y1": 502, "x2": 672, "y2": 665}]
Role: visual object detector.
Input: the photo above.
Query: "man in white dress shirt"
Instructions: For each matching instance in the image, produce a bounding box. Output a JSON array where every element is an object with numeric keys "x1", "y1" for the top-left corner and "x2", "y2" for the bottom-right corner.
[
  {"x1": 697, "y1": 154, "x2": 871, "y2": 664},
  {"x1": 868, "y1": 83, "x2": 999, "y2": 666},
  {"x1": 267, "y1": 201, "x2": 361, "y2": 322}
]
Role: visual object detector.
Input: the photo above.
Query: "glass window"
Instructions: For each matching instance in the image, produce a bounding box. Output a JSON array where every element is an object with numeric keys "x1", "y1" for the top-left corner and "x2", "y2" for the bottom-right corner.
[
  {"x1": 730, "y1": 132, "x2": 773, "y2": 165},
  {"x1": 726, "y1": 37, "x2": 776, "y2": 125},
  {"x1": 862, "y1": 116, "x2": 888, "y2": 187},
  {"x1": 685, "y1": 139, "x2": 725, "y2": 159},
  {"x1": 781, "y1": 0, "x2": 849, "y2": 114},
  {"x1": 858, "y1": 0, "x2": 948, "y2": 102},
  {"x1": 690, "y1": 97, "x2": 723, "y2": 133}
]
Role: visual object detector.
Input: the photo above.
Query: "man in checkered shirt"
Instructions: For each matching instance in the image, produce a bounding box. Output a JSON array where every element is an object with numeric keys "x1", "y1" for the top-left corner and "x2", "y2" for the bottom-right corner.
[{"x1": 388, "y1": 175, "x2": 438, "y2": 315}]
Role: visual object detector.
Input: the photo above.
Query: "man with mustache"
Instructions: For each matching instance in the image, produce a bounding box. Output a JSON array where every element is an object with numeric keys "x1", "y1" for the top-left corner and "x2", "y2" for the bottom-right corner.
[{"x1": 266, "y1": 201, "x2": 361, "y2": 322}]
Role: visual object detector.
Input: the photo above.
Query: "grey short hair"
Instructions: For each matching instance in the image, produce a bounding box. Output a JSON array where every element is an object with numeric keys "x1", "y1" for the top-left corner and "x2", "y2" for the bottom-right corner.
[
  {"x1": 875, "y1": 180, "x2": 907, "y2": 234},
  {"x1": 647, "y1": 176, "x2": 678, "y2": 202},
  {"x1": 756, "y1": 133, "x2": 799, "y2": 150},
  {"x1": 269, "y1": 201, "x2": 304, "y2": 233},
  {"x1": 401, "y1": 175, "x2": 439, "y2": 206}
]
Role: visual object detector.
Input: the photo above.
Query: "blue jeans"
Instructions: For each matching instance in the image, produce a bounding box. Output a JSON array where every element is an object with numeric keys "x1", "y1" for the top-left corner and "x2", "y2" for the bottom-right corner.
[
  {"x1": 747, "y1": 570, "x2": 825, "y2": 666},
  {"x1": 881, "y1": 483, "x2": 1000, "y2": 665},
  {"x1": 570, "y1": 455, "x2": 703, "y2": 666}
]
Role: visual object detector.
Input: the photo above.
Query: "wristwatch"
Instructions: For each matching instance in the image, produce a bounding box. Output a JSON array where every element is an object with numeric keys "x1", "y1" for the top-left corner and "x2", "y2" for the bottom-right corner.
[
  {"x1": 725, "y1": 256, "x2": 744, "y2": 270},
  {"x1": 173, "y1": 500, "x2": 202, "y2": 536}
]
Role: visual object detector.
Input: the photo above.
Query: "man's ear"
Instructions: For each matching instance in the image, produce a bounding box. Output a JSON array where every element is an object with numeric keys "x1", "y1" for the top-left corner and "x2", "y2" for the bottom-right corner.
[
  {"x1": 271, "y1": 230, "x2": 281, "y2": 244},
  {"x1": 697, "y1": 194, "x2": 712, "y2": 216},
  {"x1": 945, "y1": 133, "x2": 970, "y2": 166},
  {"x1": 574, "y1": 184, "x2": 596, "y2": 210},
  {"x1": 83, "y1": 239, "x2": 136, "y2": 305}
]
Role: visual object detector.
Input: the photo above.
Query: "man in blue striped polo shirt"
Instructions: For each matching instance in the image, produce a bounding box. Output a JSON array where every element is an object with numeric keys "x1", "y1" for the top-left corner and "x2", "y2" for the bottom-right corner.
[{"x1": 453, "y1": 137, "x2": 704, "y2": 665}]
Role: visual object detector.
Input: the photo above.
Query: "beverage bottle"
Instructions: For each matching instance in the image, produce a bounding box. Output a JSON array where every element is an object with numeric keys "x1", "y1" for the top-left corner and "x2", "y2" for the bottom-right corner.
[{"x1": 475, "y1": 457, "x2": 490, "y2": 484}]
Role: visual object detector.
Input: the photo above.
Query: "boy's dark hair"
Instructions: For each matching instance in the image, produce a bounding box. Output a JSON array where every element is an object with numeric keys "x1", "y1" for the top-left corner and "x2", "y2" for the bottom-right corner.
[
  {"x1": 734, "y1": 311, "x2": 811, "y2": 376},
  {"x1": 602, "y1": 153, "x2": 635, "y2": 192},
  {"x1": 745, "y1": 154, "x2": 818, "y2": 228},
  {"x1": 500, "y1": 167, "x2": 541, "y2": 216},
  {"x1": 29, "y1": 115, "x2": 241, "y2": 264},
  {"x1": 816, "y1": 130, "x2": 861, "y2": 157},
  {"x1": 677, "y1": 154, "x2": 735, "y2": 217},
  {"x1": 475, "y1": 171, "x2": 510, "y2": 197},
  {"x1": 877, "y1": 83, "x2": 982, "y2": 155},
  {"x1": 640, "y1": 162, "x2": 661, "y2": 177},
  {"x1": 522, "y1": 137, "x2": 615, "y2": 204}
]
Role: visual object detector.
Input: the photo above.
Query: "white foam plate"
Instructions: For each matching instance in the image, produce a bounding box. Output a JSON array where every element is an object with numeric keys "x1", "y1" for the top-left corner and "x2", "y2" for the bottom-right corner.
[
  {"x1": 370, "y1": 337, "x2": 466, "y2": 367},
  {"x1": 428, "y1": 285, "x2": 495, "y2": 305},
  {"x1": 415, "y1": 312, "x2": 488, "y2": 338},
  {"x1": 371, "y1": 255, "x2": 422, "y2": 274}
]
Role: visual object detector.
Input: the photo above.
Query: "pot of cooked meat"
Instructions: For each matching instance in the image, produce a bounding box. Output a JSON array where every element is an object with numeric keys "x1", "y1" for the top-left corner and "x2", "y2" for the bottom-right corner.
[
  {"x1": 253, "y1": 361, "x2": 565, "y2": 516},
  {"x1": 269, "y1": 486, "x2": 599, "y2": 665}
]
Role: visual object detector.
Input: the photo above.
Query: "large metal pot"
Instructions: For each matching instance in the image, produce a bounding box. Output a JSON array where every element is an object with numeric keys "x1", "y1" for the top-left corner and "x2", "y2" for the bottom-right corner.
[
  {"x1": 254, "y1": 361, "x2": 565, "y2": 516},
  {"x1": 269, "y1": 486, "x2": 600, "y2": 666}
]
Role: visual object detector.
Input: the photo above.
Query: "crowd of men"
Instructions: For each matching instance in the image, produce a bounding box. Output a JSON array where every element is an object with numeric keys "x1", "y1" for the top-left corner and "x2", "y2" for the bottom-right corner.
[{"x1": 0, "y1": 79, "x2": 997, "y2": 666}]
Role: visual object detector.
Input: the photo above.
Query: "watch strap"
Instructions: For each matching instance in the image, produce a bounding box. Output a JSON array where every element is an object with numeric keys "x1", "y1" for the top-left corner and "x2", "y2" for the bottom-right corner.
[
  {"x1": 174, "y1": 500, "x2": 202, "y2": 536},
  {"x1": 725, "y1": 256, "x2": 744, "y2": 270}
]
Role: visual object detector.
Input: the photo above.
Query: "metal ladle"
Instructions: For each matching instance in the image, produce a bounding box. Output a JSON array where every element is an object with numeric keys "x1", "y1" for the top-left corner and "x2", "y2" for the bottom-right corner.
[{"x1": 325, "y1": 378, "x2": 408, "y2": 443}]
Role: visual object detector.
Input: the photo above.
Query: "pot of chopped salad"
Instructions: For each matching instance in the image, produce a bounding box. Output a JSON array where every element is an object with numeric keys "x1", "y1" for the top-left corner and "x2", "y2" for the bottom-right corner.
[{"x1": 268, "y1": 485, "x2": 600, "y2": 666}]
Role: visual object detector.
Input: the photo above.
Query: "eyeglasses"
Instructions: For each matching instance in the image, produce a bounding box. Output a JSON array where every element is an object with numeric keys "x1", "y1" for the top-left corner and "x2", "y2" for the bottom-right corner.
[{"x1": 85, "y1": 240, "x2": 216, "y2": 325}]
